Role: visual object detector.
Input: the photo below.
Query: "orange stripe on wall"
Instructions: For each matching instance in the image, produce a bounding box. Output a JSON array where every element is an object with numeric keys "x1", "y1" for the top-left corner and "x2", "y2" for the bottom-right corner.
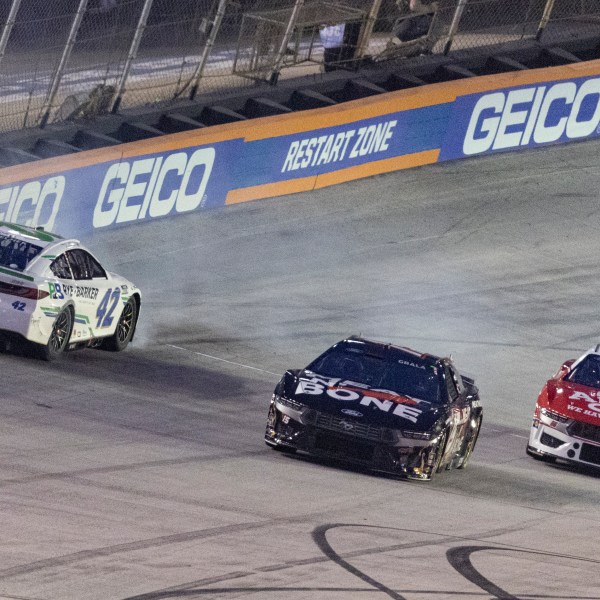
[
  {"x1": 239, "y1": 59, "x2": 600, "y2": 141},
  {"x1": 314, "y1": 149, "x2": 439, "y2": 188},
  {"x1": 1, "y1": 59, "x2": 599, "y2": 187},
  {"x1": 224, "y1": 149, "x2": 439, "y2": 205},
  {"x1": 226, "y1": 176, "x2": 318, "y2": 204}
]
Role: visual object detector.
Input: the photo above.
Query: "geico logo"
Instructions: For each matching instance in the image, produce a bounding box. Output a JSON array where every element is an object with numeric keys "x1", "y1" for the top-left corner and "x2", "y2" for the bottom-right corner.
[
  {"x1": 0, "y1": 176, "x2": 65, "y2": 231},
  {"x1": 463, "y1": 79, "x2": 600, "y2": 155},
  {"x1": 93, "y1": 147, "x2": 215, "y2": 228}
]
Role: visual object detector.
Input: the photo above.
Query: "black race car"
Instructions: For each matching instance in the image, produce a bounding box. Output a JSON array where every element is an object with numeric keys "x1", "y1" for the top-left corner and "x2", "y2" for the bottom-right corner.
[{"x1": 265, "y1": 337, "x2": 482, "y2": 480}]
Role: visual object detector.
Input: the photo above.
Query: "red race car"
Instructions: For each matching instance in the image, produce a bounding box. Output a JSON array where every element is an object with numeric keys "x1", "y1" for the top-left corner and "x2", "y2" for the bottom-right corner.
[{"x1": 527, "y1": 346, "x2": 600, "y2": 469}]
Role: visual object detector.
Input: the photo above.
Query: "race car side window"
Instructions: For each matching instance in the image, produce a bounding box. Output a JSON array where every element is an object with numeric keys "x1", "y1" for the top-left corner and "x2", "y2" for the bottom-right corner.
[
  {"x1": 82, "y1": 251, "x2": 107, "y2": 279},
  {"x1": 50, "y1": 253, "x2": 74, "y2": 279},
  {"x1": 444, "y1": 365, "x2": 460, "y2": 402},
  {"x1": 67, "y1": 250, "x2": 107, "y2": 280}
]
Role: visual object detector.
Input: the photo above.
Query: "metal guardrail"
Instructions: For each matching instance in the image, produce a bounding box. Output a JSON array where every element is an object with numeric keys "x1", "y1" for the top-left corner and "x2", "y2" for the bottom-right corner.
[{"x1": 0, "y1": 0, "x2": 598, "y2": 134}]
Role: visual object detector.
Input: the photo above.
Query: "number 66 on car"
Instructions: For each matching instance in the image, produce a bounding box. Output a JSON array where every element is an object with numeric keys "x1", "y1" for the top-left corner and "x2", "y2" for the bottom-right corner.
[{"x1": 0, "y1": 222, "x2": 141, "y2": 360}]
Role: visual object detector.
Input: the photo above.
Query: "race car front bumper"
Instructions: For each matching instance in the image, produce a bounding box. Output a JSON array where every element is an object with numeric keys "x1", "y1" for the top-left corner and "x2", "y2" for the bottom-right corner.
[
  {"x1": 265, "y1": 397, "x2": 443, "y2": 480},
  {"x1": 528, "y1": 409, "x2": 600, "y2": 469}
]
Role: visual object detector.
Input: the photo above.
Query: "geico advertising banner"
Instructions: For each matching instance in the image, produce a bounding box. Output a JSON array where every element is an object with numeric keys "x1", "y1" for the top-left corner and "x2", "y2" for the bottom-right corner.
[
  {"x1": 0, "y1": 105, "x2": 450, "y2": 237},
  {"x1": 0, "y1": 66, "x2": 599, "y2": 237},
  {"x1": 440, "y1": 74, "x2": 600, "y2": 160},
  {"x1": 245, "y1": 103, "x2": 448, "y2": 184},
  {"x1": 0, "y1": 140, "x2": 243, "y2": 238}
]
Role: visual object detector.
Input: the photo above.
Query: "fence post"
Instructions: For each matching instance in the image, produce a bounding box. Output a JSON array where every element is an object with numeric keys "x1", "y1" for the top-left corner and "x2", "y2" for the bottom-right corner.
[
  {"x1": 39, "y1": 0, "x2": 89, "y2": 128},
  {"x1": 443, "y1": 0, "x2": 468, "y2": 55},
  {"x1": 536, "y1": 0, "x2": 556, "y2": 41},
  {"x1": 189, "y1": 0, "x2": 228, "y2": 101},
  {"x1": 268, "y1": 0, "x2": 304, "y2": 86},
  {"x1": 355, "y1": 0, "x2": 383, "y2": 61},
  {"x1": 111, "y1": 0, "x2": 154, "y2": 114},
  {"x1": 0, "y1": 0, "x2": 23, "y2": 69}
]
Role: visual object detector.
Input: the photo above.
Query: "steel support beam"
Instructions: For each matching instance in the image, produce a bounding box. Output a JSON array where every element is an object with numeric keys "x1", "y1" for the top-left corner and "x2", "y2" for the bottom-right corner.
[
  {"x1": 536, "y1": 0, "x2": 557, "y2": 41},
  {"x1": 189, "y1": 0, "x2": 228, "y2": 101},
  {"x1": 0, "y1": 0, "x2": 23, "y2": 69},
  {"x1": 268, "y1": 0, "x2": 304, "y2": 86},
  {"x1": 40, "y1": 0, "x2": 89, "y2": 128},
  {"x1": 443, "y1": 0, "x2": 468, "y2": 55},
  {"x1": 355, "y1": 0, "x2": 383, "y2": 60},
  {"x1": 111, "y1": 0, "x2": 154, "y2": 114}
]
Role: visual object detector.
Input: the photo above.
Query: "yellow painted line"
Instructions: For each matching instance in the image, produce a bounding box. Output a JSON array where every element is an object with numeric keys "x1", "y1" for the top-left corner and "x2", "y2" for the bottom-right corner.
[{"x1": 1, "y1": 59, "x2": 599, "y2": 187}]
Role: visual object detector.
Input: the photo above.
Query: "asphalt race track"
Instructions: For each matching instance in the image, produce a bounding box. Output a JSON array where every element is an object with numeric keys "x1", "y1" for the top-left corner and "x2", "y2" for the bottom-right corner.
[{"x1": 2, "y1": 139, "x2": 600, "y2": 600}]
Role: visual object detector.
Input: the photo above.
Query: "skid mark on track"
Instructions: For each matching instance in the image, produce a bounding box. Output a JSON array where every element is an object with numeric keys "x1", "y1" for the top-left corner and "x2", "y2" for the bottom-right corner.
[{"x1": 120, "y1": 523, "x2": 600, "y2": 599}]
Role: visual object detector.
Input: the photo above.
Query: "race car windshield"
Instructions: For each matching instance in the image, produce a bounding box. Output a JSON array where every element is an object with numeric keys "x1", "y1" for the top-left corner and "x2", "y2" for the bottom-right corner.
[
  {"x1": 308, "y1": 348, "x2": 440, "y2": 404},
  {"x1": 566, "y1": 355, "x2": 600, "y2": 389},
  {"x1": 0, "y1": 234, "x2": 43, "y2": 272}
]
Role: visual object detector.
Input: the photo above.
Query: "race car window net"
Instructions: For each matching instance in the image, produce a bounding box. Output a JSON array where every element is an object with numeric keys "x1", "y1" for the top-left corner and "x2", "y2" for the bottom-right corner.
[
  {"x1": 307, "y1": 348, "x2": 441, "y2": 404},
  {"x1": 0, "y1": 234, "x2": 43, "y2": 272},
  {"x1": 50, "y1": 254, "x2": 74, "y2": 279},
  {"x1": 66, "y1": 249, "x2": 107, "y2": 280},
  {"x1": 565, "y1": 355, "x2": 600, "y2": 390}
]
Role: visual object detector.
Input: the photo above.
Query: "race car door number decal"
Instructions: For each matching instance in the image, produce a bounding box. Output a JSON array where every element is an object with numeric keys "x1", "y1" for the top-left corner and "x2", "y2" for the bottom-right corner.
[{"x1": 96, "y1": 287, "x2": 121, "y2": 328}]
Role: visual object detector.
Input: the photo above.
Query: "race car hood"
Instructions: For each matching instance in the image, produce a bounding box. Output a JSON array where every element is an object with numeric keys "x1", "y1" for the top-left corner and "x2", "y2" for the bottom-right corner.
[
  {"x1": 281, "y1": 369, "x2": 444, "y2": 431},
  {"x1": 545, "y1": 379, "x2": 600, "y2": 426}
]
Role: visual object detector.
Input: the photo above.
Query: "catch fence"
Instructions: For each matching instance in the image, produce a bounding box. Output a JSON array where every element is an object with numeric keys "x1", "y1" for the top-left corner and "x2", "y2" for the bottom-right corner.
[{"x1": 0, "y1": 0, "x2": 598, "y2": 133}]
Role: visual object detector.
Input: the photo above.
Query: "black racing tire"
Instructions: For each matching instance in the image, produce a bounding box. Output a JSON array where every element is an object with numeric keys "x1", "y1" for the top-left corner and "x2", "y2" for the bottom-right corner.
[
  {"x1": 39, "y1": 307, "x2": 73, "y2": 361},
  {"x1": 526, "y1": 444, "x2": 556, "y2": 463},
  {"x1": 458, "y1": 415, "x2": 482, "y2": 470},
  {"x1": 102, "y1": 298, "x2": 137, "y2": 352},
  {"x1": 429, "y1": 428, "x2": 449, "y2": 478}
]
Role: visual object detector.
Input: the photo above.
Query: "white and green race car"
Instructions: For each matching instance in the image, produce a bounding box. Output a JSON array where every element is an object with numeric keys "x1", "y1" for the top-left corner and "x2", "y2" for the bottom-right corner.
[{"x1": 0, "y1": 222, "x2": 141, "y2": 360}]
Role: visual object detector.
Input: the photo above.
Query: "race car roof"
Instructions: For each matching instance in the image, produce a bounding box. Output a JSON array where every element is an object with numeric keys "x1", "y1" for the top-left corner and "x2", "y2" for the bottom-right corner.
[
  {"x1": 0, "y1": 222, "x2": 64, "y2": 247},
  {"x1": 340, "y1": 336, "x2": 441, "y2": 366},
  {"x1": 0, "y1": 222, "x2": 81, "y2": 276}
]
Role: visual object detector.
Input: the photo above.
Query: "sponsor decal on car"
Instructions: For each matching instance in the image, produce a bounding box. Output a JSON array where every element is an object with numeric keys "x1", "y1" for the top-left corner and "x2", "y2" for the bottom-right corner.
[
  {"x1": 568, "y1": 390, "x2": 600, "y2": 419},
  {"x1": 398, "y1": 359, "x2": 426, "y2": 369},
  {"x1": 295, "y1": 374, "x2": 424, "y2": 423},
  {"x1": 341, "y1": 409, "x2": 363, "y2": 417},
  {"x1": 48, "y1": 283, "x2": 99, "y2": 301}
]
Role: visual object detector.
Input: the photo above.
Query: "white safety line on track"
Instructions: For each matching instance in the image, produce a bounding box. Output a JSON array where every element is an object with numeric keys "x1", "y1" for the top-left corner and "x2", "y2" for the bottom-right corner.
[{"x1": 167, "y1": 344, "x2": 280, "y2": 376}]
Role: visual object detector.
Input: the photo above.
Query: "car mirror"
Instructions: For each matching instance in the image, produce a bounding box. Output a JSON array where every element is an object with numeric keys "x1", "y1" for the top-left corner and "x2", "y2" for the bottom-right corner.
[{"x1": 557, "y1": 360, "x2": 575, "y2": 378}]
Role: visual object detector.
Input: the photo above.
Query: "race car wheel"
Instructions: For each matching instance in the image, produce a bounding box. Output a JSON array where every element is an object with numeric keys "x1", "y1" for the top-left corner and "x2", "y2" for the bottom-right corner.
[
  {"x1": 429, "y1": 428, "x2": 449, "y2": 478},
  {"x1": 102, "y1": 298, "x2": 137, "y2": 352},
  {"x1": 458, "y1": 416, "x2": 482, "y2": 469},
  {"x1": 39, "y1": 307, "x2": 73, "y2": 361}
]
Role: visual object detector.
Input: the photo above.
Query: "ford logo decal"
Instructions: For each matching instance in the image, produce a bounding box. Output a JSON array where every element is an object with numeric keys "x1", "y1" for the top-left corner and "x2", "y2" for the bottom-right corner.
[{"x1": 341, "y1": 409, "x2": 363, "y2": 417}]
